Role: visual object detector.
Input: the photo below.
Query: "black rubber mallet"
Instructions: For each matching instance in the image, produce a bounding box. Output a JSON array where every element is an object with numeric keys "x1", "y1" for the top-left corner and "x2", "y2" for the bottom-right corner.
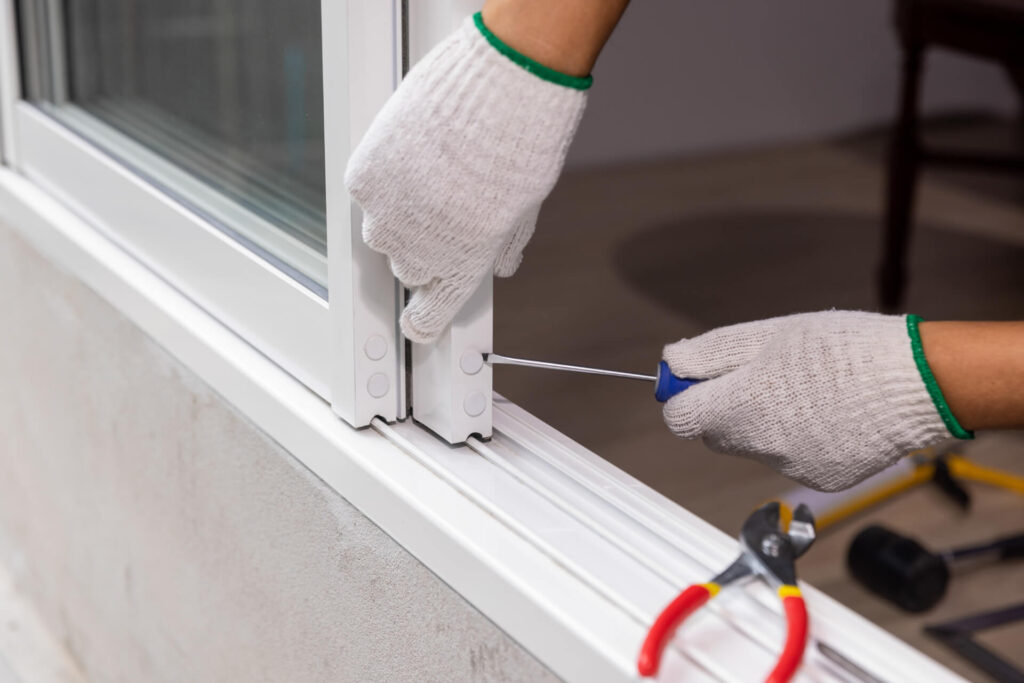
[{"x1": 847, "y1": 525, "x2": 1024, "y2": 612}]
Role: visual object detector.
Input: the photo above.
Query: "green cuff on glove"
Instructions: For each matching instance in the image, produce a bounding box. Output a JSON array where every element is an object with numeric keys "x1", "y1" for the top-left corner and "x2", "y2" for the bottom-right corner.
[
  {"x1": 906, "y1": 314, "x2": 974, "y2": 440},
  {"x1": 473, "y1": 12, "x2": 593, "y2": 91}
]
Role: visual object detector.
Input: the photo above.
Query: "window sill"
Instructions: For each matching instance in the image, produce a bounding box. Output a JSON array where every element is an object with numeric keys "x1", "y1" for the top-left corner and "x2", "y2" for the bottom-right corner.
[{"x1": 0, "y1": 168, "x2": 964, "y2": 682}]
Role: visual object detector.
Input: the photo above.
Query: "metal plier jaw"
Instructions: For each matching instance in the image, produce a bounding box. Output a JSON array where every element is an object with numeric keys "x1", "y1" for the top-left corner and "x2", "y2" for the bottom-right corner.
[{"x1": 638, "y1": 502, "x2": 816, "y2": 682}]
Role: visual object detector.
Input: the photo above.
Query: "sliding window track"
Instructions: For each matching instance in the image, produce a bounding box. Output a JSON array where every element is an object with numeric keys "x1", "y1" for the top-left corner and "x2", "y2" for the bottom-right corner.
[{"x1": 374, "y1": 396, "x2": 963, "y2": 683}]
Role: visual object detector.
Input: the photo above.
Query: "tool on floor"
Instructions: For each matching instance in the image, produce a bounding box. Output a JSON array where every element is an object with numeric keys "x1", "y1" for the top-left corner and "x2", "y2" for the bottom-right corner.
[
  {"x1": 637, "y1": 501, "x2": 816, "y2": 682},
  {"x1": 794, "y1": 447, "x2": 1024, "y2": 533},
  {"x1": 848, "y1": 525, "x2": 1024, "y2": 612},
  {"x1": 483, "y1": 353, "x2": 700, "y2": 402},
  {"x1": 925, "y1": 603, "x2": 1024, "y2": 683}
]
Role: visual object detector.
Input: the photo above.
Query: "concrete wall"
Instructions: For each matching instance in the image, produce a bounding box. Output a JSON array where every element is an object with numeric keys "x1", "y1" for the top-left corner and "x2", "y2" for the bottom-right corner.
[
  {"x1": 0, "y1": 221, "x2": 558, "y2": 683},
  {"x1": 568, "y1": 0, "x2": 1018, "y2": 167}
]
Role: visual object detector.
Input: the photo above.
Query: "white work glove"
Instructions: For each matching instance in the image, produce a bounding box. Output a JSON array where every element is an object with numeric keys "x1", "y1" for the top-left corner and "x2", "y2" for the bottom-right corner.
[
  {"x1": 345, "y1": 13, "x2": 589, "y2": 343},
  {"x1": 662, "y1": 311, "x2": 972, "y2": 492}
]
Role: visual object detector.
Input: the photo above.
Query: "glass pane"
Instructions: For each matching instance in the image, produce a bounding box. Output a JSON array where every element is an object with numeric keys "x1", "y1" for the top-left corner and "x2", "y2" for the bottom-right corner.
[{"x1": 21, "y1": 0, "x2": 327, "y2": 291}]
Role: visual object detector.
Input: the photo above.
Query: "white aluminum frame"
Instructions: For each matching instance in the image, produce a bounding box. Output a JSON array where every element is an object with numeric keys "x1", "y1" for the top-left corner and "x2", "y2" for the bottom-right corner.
[
  {"x1": 326, "y1": 0, "x2": 405, "y2": 425},
  {"x1": 0, "y1": 169, "x2": 964, "y2": 681},
  {"x1": 49, "y1": 103, "x2": 330, "y2": 293},
  {"x1": 0, "y1": 0, "x2": 19, "y2": 163},
  {"x1": 5, "y1": 0, "x2": 408, "y2": 423},
  {"x1": 407, "y1": 0, "x2": 494, "y2": 443},
  {"x1": 15, "y1": 102, "x2": 335, "y2": 396}
]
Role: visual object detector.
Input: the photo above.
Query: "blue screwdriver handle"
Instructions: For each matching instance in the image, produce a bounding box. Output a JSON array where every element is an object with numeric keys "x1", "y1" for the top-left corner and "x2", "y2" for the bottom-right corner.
[{"x1": 655, "y1": 361, "x2": 702, "y2": 402}]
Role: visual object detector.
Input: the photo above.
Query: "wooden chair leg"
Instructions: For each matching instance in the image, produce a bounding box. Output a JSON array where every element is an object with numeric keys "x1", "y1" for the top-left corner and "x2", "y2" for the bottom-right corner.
[
  {"x1": 879, "y1": 43, "x2": 925, "y2": 312},
  {"x1": 1007, "y1": 65, "x2": 1024, "y2": 111}
]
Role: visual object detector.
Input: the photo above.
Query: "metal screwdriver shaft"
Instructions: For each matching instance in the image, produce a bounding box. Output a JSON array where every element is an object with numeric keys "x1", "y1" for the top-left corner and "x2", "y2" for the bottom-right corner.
[
  {"x1": 483, "y1": 353, "x2": 656, "y2": 382},
  {"x1": 483, "y1": 353, "x2": 702, "y2": 403}
]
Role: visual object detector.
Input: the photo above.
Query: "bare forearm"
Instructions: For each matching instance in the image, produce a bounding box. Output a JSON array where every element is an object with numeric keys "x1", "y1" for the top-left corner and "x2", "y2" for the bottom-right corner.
[
  {"x1": 920, "y1": 321, "x2": 1024, "y2": 430},
  {"x1": 481, "y1": 0, "x2": 631, "y2": 77}
]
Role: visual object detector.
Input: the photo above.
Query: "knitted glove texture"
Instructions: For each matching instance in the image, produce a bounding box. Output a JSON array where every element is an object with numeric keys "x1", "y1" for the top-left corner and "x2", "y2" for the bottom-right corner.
[
  {"x1": 662, "y1": 311, "x2": 956, "y2": 491},
  {"x1": 345, "y1": 15, "x2": 587, "y2": 343}
]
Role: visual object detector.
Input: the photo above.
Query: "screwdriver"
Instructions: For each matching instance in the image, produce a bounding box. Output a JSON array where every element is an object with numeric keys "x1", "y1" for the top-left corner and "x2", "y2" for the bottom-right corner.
[{"x1": 483, "y1": 353, "x2": 701, "y2": 402}]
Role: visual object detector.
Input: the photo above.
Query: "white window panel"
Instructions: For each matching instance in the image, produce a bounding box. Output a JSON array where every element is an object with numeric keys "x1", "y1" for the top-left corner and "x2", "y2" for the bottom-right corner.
[
  {"x1": 14, "y1": 102, "x2": 334, "y2": 397},
  {"x1": 327, "y1": 0, "x2": 405, "y2": 425},
  {"x1": 407, "y1": 0, "x2": 494, "y2": 443},
  {"x1": 6, "y1": 0, "x2": 406, "y2": 422}
]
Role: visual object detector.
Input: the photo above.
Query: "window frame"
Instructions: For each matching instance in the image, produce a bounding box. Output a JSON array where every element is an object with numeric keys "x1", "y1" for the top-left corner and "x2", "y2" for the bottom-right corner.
[
  {"x1": 0, "y1": 1, "x2": 966, "y2": 680},
  {"x1": 14, "y1": 104, "x2": 336, "y2": 394},
  {"x1": 4, "y1": 0, "x2": 408, "y2": 425},
  {"x1": 327, "y1": 0, "x2": 407, "y2": 426},
  {"x1": 0, "y1": 0, "x2": 19, "y2": 161}
]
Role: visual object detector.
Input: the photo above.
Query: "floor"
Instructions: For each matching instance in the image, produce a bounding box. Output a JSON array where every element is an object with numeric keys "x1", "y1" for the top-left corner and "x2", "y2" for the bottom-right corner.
[{"x1": 494, "y1": 114, "x2": 1024, "y2": 681}]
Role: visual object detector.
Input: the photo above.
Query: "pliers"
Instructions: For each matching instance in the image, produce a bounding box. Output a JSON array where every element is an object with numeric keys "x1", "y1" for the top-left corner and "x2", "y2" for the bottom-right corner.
[{"x1": 637, "y1": 502, "x2": 817, "y2": 682}]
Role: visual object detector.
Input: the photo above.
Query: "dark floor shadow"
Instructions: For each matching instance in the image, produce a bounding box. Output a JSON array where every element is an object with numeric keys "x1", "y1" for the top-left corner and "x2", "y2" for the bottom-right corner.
[{"x1": 614, "y1": 210, "x2": 1024, "y2": 328}]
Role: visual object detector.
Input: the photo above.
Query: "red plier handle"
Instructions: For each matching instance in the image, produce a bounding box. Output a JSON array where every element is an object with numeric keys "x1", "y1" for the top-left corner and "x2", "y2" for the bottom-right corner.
[{"x1": 637, "y1": 582, "x2": 808, "y2": 683}]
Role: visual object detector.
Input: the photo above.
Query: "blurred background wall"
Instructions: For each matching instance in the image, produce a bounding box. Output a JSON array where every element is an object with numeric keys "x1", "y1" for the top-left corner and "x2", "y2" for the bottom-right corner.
[{"x1": 568, "y1": 0, "x2": 1018, "y2": 167}]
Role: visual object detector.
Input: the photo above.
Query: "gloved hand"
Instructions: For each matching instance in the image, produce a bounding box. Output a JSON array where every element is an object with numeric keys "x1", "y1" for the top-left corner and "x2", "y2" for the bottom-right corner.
[
  {"x1": 345, "y1": 13, "x2": 590, "y2": 343},
  {"x1": 662, "y1": 311, "x2": 972, "y2": 491}
]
